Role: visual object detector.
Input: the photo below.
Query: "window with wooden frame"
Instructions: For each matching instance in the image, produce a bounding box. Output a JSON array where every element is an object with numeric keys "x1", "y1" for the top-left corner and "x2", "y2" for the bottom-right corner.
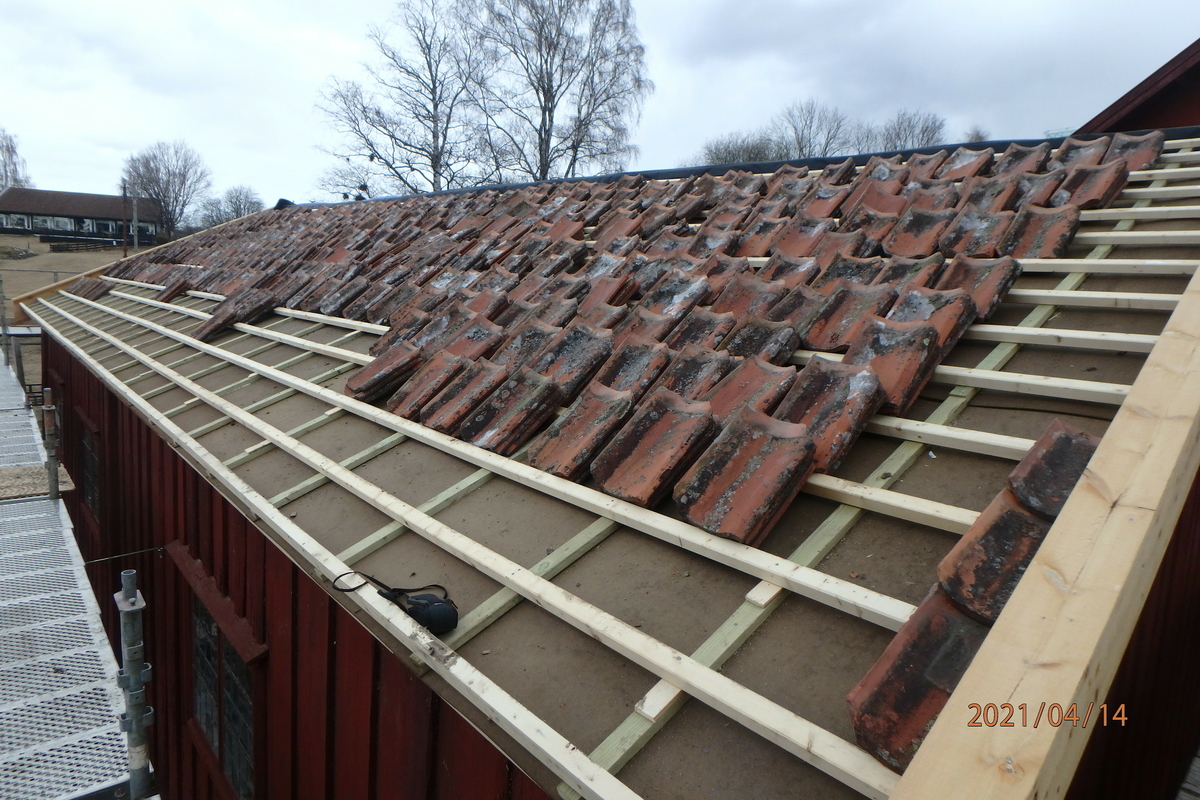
[
  {"x1": 80, "y1": 424, "x2": 100, "y2": 516},
  {"x1": 192, "y1": 598, "x2": 255, "y2": 800}
]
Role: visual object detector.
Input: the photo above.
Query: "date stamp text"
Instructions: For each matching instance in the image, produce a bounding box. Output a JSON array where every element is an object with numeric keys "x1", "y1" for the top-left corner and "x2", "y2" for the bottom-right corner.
[{"x1": 967, "y1": 703, "x2": 1127, "y2": 728}]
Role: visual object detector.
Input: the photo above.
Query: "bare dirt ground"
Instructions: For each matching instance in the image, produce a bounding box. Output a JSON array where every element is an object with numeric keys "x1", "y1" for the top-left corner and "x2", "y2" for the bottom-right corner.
[{"x1": 0, "y1": 233, "x2": 130, "y2": 320}]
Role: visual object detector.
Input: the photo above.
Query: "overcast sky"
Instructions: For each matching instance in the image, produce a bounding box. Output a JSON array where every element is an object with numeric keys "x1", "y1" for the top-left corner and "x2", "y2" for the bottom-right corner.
[{"x1": 3, "y1": 0, "x2": 1198, "y2": 207}]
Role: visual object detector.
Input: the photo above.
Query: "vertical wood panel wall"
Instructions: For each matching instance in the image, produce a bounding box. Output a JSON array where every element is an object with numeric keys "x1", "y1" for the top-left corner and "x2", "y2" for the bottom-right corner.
[{"x1": 44, "y1": 334, "x2": 550, "y2": 800}]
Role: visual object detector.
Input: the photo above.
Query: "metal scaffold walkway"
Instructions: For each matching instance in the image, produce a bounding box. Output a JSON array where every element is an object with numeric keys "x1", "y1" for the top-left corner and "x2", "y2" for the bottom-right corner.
[{"x1": 0, "y1": 361, "x2": 130, "y2": 800}]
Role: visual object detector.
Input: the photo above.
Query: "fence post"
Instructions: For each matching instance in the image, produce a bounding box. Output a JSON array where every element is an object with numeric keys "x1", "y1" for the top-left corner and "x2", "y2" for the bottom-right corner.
[
  {"x1": 114, "y1": 570, "x2": 154, "y2": 800},
  {"x1": 42, "y1": 389, "x2": 58, "y2": 500}
]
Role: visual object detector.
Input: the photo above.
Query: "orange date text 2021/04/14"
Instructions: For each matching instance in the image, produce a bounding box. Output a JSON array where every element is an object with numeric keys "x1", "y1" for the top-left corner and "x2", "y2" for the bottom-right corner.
[{"x1": 966, "y1": 703, "x2": 1128, "y2": 728}]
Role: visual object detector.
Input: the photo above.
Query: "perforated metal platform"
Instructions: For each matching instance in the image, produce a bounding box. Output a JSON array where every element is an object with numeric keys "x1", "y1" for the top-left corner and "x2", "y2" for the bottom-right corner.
[{"x1": 0, "y1": 363, "x2": 128, "y2": 800}]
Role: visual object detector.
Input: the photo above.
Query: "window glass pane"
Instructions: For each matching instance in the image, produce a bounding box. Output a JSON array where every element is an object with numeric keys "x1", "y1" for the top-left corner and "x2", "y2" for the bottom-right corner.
[
  {"x1": 192, "y1": 600, "x2": 219, "y2": 752},
  {"x1": 221, "y1": 638, "x2": 255, "y2": 800}
]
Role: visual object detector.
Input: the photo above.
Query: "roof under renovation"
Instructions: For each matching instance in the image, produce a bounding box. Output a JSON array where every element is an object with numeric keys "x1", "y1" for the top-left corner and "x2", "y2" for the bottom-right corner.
[{"x1": 19, "y1": 128, "x2": 1200, "y2": 798}]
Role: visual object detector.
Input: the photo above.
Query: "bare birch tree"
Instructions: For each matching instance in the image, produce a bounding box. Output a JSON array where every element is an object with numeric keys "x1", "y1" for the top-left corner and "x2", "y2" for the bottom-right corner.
[
  {"x1": 875, "y1": 109, "x2": 947, "y2": 151},
  {"x1": 199, "y1": 186, "x2": 265, "y2": 228},
  {"x1": 320, "y1": 0, "x2": 479, "y2": 195},
  {"x1": 122, "y1": 141, "x2": 211, "y2": 239},
  {"x1": 459, "y1": 0, "x2": 653, "y2": 181},
  {"x1": 0, "y1": 128, "x2": 33, "y2": 191},
  {"x1": 770, "y1": 100, "x2": 853, "y2": 159}
]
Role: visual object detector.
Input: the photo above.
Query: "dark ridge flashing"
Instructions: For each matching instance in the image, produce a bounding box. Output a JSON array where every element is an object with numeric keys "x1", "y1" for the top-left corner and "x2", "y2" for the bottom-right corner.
[{"x1": 292, "y1": 123, "x2": 1200, "y2": 214}]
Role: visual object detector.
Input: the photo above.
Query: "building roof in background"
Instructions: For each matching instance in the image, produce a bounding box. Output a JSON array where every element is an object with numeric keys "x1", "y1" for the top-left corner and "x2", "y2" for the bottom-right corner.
[
  {"x1": 20, "y1": 125, "x2": 1200, "y2": 799},
  {"x1": 0, "y1": 187, "x2": 161, "y2": 223},
  {"x1": 1078, "y1": 36, "x2": 1200, "y2": 133}
]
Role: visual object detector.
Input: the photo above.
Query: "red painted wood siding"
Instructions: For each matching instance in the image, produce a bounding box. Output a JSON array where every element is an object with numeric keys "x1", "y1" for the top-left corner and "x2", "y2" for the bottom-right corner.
[{"x1": 44, "y1": 334, "x2": 551, "y2": 800}]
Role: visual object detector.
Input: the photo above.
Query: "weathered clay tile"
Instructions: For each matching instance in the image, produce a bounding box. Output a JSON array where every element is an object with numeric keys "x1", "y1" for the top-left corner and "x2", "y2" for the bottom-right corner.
[
  {"x1": 533, "y1": 296, "x2": 579, "y2": 328},
  {"x1": 407, "y1": 302, "x2": 478, "y2": 353},
  {"x1": 873, "y1": 254, "x2": 946, "y2": 296},
  {"x1": 937, "y1": 489, "x2": 1053, "y2": 623},
  {"x1": 420, "y1": 358, "x2": 512, "y2": 433},
  {"x1": 591, "y1": 389, "x2": 718, "y2": 508},
  {"x1": 298, "y1": 278, "x2": 343, "y2": 312},
  {"x1": 838, "y1": 204, "x2": 900, "y2": 245},
  {"x1": 819, "y1": 157, "x2": 857, "y2": 185},
  {"x1": 904, "y1": 150, "x2": 948, "y2": 182},
  {"x1": 645, "y1": 344, "x2": 739, "y2": 401},
  {"x1": 593, "y1": 334, "x2": 673, "y2": 402},
  {"x1": 998, "y1": 204, "x2": 1081, "y2": 259},
  {"x1": 800, "y1": 282, "x2": 896, "y2": 353},
  {"x1": 938, "y1": 210, "x2": 1016, "y2": 259},
  {"x1": 847, "y1": 585, "x2": 989, "y2": 772},
  {"x1": 386, "y1": 352, "x2": 470, "y2": 419},
  {"x1": 343, "y1": 281, "x2": 399, "y2": 321},
  {"x1": 318, "y1": 276, "x2": 374, "y2": 318},
  {"x1": 1103, "y1": 130, "x2": 1165, "y2": 171},
  {"x1": 720, "y1": 316, "x2": 801, "y2": 365},
  {"x1": 639, "y1": 269, "x2": 711, "y2": 318},
  {"x1": 509, "y1": 273, "x2": 551, "y2": 304},
  {"x1": 344, "y1": 341, "x2": 423, "y2": 403},
  {"x1": 700, "y1": 203, "x2": 753, "y2": 233},
  {"x1": 700, "y1": 355, "x2": 797, "y2": 425},
  {"x1": 856, "y1": 156, "x2": 910, "y2": 185},
  {"x1": 809, "y1": 230, "x2": 874, "y2": 265},
  {"x1": 759, "y1": 253, "x2": 820, "y2": 289},
  {"x1": 582, "y1": 302, "x2": 628, "y2": 329},
  {"x1": 734, "y1": 216, "x2": 790, "y2": 257},
  {"x1": 592, "y1": 212, "x2": 642, "y2": 251},
  {"x1": 773, "y1": 357, "x2": 883, "y2": 472},
  {"x1": 193, "y1": 289, "x2": 279, "y2": 343},
  {"x1": 902, "y1": 183, "x2": 959, "y2": 214},
  {"x1": 461, "y1": 288, "x2": 510, "y2": 320},
  {"x1": 695, "y1": 253, "x2": 751, "y2": 295},
  {"x1": 492, "y1": 318, "x2": 562, "y2": 369},
  {"x1": 935, "y1": 147, "x2": 994, "y2": 181},
  {"x1": 845, "y1": 182, "x2": 910, "y2": 218},
  {"x1": 441, "y1": 317, "x2": 505, "y2": 360},
  {"x1": 1048, "y1": 136, "x2": 1110, "y2": 171},
  {"x1": 1007, "y1": 418, "x2": 1101, "y2": 520},
  {"x1": 881, "y1": 207, "x2": 957, "y2": 258},
  {"x1": 811, "y1": 253, "x2": 886, "y2": 290},
  {"x1": 370, "y1": 309, "x2": 431, "y2": 356},
  {"x1": 1012, "y1": 168, "x2": 1067, "y2": 207},
  {"x1": 686, "y1": 228, "x2": 741, "y2": 260},
  {"x1": 456, "y1": 367, "x2": 564, "y2": 456},
  {"x1": 765, "y1": 282, "x2": 826, "y2": 326},
  {"x1": 475, "y1": 265, "x2": 521, "y2": 293},
  {"x1": 1050, "y1": 160, "x2": 1129, "y2": 209},
  {"x1": 992, "y1": 142, "x2": 1051, "y2": 176},
  {"x1": 153, "y1": 273, "x2": 195, "y2": 303},
  {"x1": 526, "y1": 382, "x2": 635, "y2": 481},
  {"x1": 494, "y1": 298, "x2": 539, "y2": 328},
  {"x1": 527, "y1": 320, "x2": 614, "y2": 400},
  {"x1": 798, "y1": 182, "x2": 852, "y2": 218},
  {"x1": 578, "y1": 275, "x2": 635, "y2": 316},
  {"x1": 611, "y1": 306, "x2": 678, "y2": 349},
  {"x1": 674, "y1": 408, "x2": 815, "y2": 546},
  {"x1": 843, "y1": 317, "x2": 940, "y2": 414},
  {"x1": 709, "y1": 273, "x2": 789, "y2": 317},
  {"x1": 662, "y1": 308, "x2": 738, "y2": 351},
  {"x1": 934, "y1": 255, "x2": 1020, "y2": 320},
  {"x1": 769, "y1": 213, "x2": 837, "y2": 259},
  {"x1": 886, "y1": 287, "x2": 977, "y2": 352},
  {"x1": 957, "y1": 174, "x2": 1020, "y2": 213}
]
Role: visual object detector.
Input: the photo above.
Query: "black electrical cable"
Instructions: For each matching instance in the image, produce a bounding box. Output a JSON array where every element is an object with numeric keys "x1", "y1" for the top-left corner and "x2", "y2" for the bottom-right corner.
[{"x1": 332, "y1": 570, "x2": 458, "y2": 634}]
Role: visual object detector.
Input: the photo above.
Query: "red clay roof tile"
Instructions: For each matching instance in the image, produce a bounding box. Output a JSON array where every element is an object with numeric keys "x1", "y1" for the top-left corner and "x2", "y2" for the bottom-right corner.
[
  {"x1": 933, "y1": 255, "x2": 1020, "y2": 319},
  {"x1": 526, "y1": 382, "x2": 636, "y2": 481},
  {"x1": 591, "y1": 389, "x2": 718, "y2": 507},
  {"x1": 934, "y1": 147, "x2": 994, "y2": 181},
  {"x1": 843, "y1": 317, "x2": 941, "y2": 414},
  {"x1": 1007, "y1": 418, "x2": 1101, "y2": 520},
  {"x1": 991, "y1": 142, "x2": 1051, "y2": 176},
  {"x1": 799, "y1": 282, "x2": 896, "y2": 353},
  {"x1": 1050, "y1": 160, "x2": 1129, "y2": 209},
  {"x1": 882, "y1": 207, "x2": 958, "y2": 259},
  {"x1": 344, "y1": 341, "x2": 423, "y2": 403},
  {"x1": 1103, "y1": 130, "x2": 1165, "y2": 171},
  {"x1": 420, "y1": 358, "x2": 512, "y2": 434},
  {"x1": 1048, "y1": 136, "x2": 1110, "y2": 171},
  {"x1": 773, "y1": 357, "x2": 883, "y2": 472},
  {"x1": 456, "y1": 367, "x2": 564, "y2": 456},
  {"x1": 847, "y1": 585, "x2": 989, "y2": 772},
  {"x1": 674, "y1": 407, "x2": 815, "y2": 545},
  {"x1": 719, "y1": 315, "x2": 801, "y2": 364},
  {"x1": 937, "y1": 488, "x2": 1053, "y2": 623},
  {"x1": 937, "y1": 209, "x2": 1016, "y2": 259},
  {"x1": 998, "y1": 204, "x2": 1081, "y2": 259},
  {"x1": 386, "y1": 352, "x2": 471, "y2": 419},
  {"x1": 700, "y1": 354, "x2": 797, "y2": 426}
]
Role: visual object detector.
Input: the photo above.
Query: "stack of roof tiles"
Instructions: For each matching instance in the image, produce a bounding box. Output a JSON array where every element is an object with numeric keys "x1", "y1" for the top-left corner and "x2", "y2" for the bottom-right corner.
[{"x1": 97, "y1": 131, "x2": 1162, "y2": 549}]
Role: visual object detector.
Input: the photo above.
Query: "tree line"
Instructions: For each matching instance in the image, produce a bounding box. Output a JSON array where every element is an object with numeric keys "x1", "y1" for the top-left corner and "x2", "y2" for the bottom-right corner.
[
  {"x1": 690, "y1": 100, "x2": 989, "y2": 166},
  {"x1": 318, "y1": 0, "x2": 653, "y2": 198}
]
